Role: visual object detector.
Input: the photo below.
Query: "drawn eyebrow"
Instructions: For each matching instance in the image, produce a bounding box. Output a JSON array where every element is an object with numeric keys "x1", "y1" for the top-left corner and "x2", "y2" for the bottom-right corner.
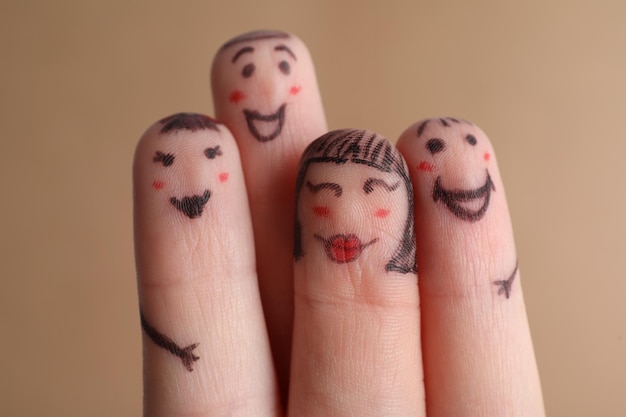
[
  {"x1": 232, "y1": 46, "x2": 254, "y2": 63},
  {"x1": 274, "y1": 44, "x2": 297, "y2": 60},
  {"x1": 306, "y1": 180, "x2": 342, "y2": 197},
  {"x1": 417, "y1": 119, "x2": 430, "y2": 137},
  {"x1": 363, "y1": 178, "x2": 400, "y2": 194}
]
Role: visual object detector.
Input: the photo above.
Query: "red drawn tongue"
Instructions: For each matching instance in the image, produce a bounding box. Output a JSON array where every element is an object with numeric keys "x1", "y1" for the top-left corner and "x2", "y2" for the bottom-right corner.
[{"x1": 330, "y1": 235, "x2": 361, "y2": 263}]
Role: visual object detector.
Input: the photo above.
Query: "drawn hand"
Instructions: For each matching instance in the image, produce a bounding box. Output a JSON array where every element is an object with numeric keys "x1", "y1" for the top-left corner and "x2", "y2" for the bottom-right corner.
[{"x1": 133, "y1": 31, "x2": 545, "y2": 416}]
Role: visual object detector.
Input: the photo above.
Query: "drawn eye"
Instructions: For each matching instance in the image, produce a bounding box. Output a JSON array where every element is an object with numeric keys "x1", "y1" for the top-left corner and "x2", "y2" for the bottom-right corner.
[
  {"x1": 154, "y1": 151, "x2": 175, "y2": 167},
  {"x1": 279, "y1": 60, "x2": 290, "y2": 75},
  {"x1": 426, "y1": 138, "x2": 445, "y2": 154},
  {"x1": 242, "y1": 63, "x2": 255, "y2": 78},
  {"x1": 465, "y1": 134, "x2": 477, "y2": 146},
  {"x1": 204, "y1": 145, "x2": 223, "y2": 160}
]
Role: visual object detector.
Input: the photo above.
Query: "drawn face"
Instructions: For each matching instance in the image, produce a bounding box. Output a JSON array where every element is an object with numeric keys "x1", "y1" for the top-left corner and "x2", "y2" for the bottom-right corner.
[
  {"x1": 294, "y1": 129, "x2": 417, "y2": 274},
  {"x1": 416, "y1": 118, "x2": 496, "y2": 222},
  {"x1": 144, "y1": 113, "x2": 230, "y2": 219},
  {"x1": 212, "y1": 31, "x2": 314, "y2": 143}
]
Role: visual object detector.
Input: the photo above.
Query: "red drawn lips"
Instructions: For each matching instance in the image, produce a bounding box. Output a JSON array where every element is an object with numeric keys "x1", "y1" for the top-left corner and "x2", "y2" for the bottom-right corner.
[{"x1": 314, "y1": 233, "x2": 378, "y2": 263}]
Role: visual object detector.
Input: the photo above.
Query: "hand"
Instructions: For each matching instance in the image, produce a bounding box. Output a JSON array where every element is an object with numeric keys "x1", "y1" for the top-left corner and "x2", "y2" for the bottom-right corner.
[{"x1": 133, "y1": 30, "x2": 545, "y2": 416}]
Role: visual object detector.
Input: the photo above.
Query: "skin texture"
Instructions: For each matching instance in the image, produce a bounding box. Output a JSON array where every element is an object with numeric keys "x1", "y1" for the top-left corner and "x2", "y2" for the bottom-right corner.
[
  {"x1": 289, "y1": 130, "x2": 424, "y2": 416},
  {"x1": 134, "y1": 114, "x2": 280, "y2": 416},
  {"x1": 134, "y1": 30, "x2": 545, "y2": 417},
  {"x1": 397, "y1": 118, "x2": 545, "y2": 417},
  {"x1": 211, "y1": 30, "x2": 327, "y2": 399}
]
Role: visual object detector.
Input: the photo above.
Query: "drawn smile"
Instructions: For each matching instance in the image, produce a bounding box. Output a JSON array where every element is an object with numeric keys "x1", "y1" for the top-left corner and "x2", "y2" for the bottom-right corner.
[
  {"x1": 170, "y1": 190, "x2": 211, "y2": 219},
  {"x1": 433, "y1": 170, "x2": 495, "y2": 222},
  {"x1": 243, "y1": 104, "x2": 286, "y2": 142},
  {"x1": 314, "y1": 233, "x2": 378, "y2": 263}
]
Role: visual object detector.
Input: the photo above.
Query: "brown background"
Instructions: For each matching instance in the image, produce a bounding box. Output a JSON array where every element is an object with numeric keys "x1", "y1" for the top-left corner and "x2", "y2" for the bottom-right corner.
[{"x1": 1, "y1": 0, "x2": 624, "y2": 415}]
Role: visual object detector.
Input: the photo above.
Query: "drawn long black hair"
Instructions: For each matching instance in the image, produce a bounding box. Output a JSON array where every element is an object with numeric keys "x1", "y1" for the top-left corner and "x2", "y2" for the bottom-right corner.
[{"x1": 294, "y1": 129, "x2": 417, "y2": 274}]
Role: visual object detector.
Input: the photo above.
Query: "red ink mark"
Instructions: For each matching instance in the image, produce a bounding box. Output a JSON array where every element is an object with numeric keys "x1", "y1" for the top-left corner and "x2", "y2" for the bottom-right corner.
[
  {"x1": 219, "y1": 172, "x2": 229, "y2": 182},
  {"x1": 152, "y1": 180, "x2": 164, "y2": 190},
  {"x1": 375, "y1": 209, "x2": 390, "y2": 218},
  {"x1": 290, "y1": 85, "x2": 301, "y2": 95},
  {"x1": 330, "y1": 235, "x2": 360, "y2": 263},
  {"x1": 484, "y1": 152, "x2": 491, "y2": 161},
  {"x1": 418, "y1": 161, "x2": 435, "y2": 172},
  {"x1": 229, "y1": 90, "x2": 246, "y2": 103},
  {"x1": 313, "y1": 206, "x2": 330, "y2": 217}
]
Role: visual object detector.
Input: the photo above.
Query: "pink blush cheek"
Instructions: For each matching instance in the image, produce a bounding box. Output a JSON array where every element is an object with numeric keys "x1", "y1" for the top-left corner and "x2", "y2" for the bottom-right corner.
[
  {"x1": 290, "y1": 85, "x2": 301, "y2": 95},
  {"x1": 375, "y1": 209, "x2": 390, "y2": 218},
  {"x1": 312, "y1": 206, "x2": 330, "y2": 217},
  {"x1": 484, "y1": 152, "x2": 491, "y2": 161},
  {"x1": 418, "y1": 161, "x2": 435, "y2": 172},
  {"x1": 152, "y1": 180, "x2": 165, "y2": 190},
  {"x1": 219, "y1": 172, "x2": 229, "y2": 182},
  {"x1": 229, "y1": 90, "x2": 246, "y2": 104}
]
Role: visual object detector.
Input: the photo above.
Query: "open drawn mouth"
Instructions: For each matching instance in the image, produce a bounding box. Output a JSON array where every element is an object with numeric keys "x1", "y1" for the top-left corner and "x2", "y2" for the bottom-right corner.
[
  {"x1": 433, "y1": 170, "x2": 495, "y2": 222},
  {"x1": 170, "y1": 190, "x2": 211, "y2": 219},
  {"x1": 243, "y1": 104, "x2": 286, "y2": 142},
  {"x1": 314, "y1": 233, "x2": 378, "y2": 263}
]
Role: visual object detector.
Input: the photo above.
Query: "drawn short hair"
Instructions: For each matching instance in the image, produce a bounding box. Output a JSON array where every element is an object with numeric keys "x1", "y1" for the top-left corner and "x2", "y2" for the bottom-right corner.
[
  {"x1": 159, "y1": 113, "x2": 220, "y2": 134},
  {"x1": 219, "y1": 30, "x2": 291, "y2": 51},
  {"x1": 294, "y1": 129, "x2": 417, "y2": 274}
]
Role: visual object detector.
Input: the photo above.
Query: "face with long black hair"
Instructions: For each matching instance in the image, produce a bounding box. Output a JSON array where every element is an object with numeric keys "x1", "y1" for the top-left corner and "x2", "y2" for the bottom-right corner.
[{"x1": 294, "y1": 129, "x2": 416, "y2": 274}]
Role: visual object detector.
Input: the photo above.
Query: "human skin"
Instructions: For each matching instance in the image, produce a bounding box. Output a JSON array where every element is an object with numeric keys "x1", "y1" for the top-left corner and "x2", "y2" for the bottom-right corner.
[
  {"x1": 211, "y1": 31, "x2": 327, "y2": 397},
  {"x1": 133, "y1": 31, "x2": 545, "y2": 417},
  {"x1": 134, "y1": 114, "x2": 280, "y2": 416},
  {"x1": 396, "y1": 118, "x2": 545, "y2": 417}
]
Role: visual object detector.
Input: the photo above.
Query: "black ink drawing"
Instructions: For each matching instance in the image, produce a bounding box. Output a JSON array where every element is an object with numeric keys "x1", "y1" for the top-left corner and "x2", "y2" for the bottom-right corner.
[
  {"x1": 170, "y1": 190, "x2": 211, "y2": 219},
  {"x1": 221, "y1": 31, "x2": 297, "y2": 143},
  {"x1": 363, "y1": 178, "x2": 400, "y2": 194},
  {"x1": 154, "y1": 151, "x2": 175, "y2": 167},
  {"x1": 140, "y1": 311, "x2": 200, "y2": 372},
  {"x1": 243, "y1": 104, "x2": 286, "y2": 142},
  {"x1": 306, "y1": 180, "x2": 343, "y2": 197},
  {"x1": 204, "y1": 145, "x2": 223, "y2": 159},
  {"x1": 493, "y1": 262, "x2": 519, "y2": 299},
  {"x1": 433, "y1": 170, "x2": 496, "y2": 222},
  {"x1": 159, "y1": 113, "x2": 220, "y2": 134},
  {"x1": 294, "y1": 129, "x2": 417, "y2": 273},
  {"x1": 418, "y1": 118, "x2": 495, "y2": 222},
  {"x1": 220, "y1": 30, "x2": 290, "y2": 51},
  {"x1": 416, "y1": 117, "x2": 469, "y2": 137}
]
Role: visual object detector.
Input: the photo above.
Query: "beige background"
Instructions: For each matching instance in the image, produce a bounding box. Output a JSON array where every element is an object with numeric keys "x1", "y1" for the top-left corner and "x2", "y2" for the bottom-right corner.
[{"x1": 1, "y1": 0, "x2": 624, "y2": 415}]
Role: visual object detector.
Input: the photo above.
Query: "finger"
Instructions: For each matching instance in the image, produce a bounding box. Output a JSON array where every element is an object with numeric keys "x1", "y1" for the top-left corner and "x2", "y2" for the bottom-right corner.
[
  {"x1": 211, "y1": 30, "x2": 327, "y2": 398},
  {"x1": 288, "y1": 130, "x2": 425, "y2": 417},
  {"x1": 397, "y1": 118, "x2": 545, "y2": 417},
  {"x1": 133, "y1": 113, "x2": 280, "y2": 417}
]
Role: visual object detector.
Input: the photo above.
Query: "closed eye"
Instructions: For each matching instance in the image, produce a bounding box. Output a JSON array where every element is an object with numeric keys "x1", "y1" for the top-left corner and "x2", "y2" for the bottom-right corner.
[
  {"x1": 154, "y1": 151, "x2": 175, "y2": 167},
  {"x1": 363, "y1": 178, "x2": 400, "y2": 194},
  {"x1": 204, "y1": 145, "x2": 223, "y2": 160},
  {"x1": 306, "y1": 181, "x2": 342, "y2": 197}
]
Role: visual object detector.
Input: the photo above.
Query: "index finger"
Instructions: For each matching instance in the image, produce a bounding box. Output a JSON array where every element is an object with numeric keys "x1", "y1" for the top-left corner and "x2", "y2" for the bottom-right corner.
[{"x1": 211, "y1": 30, "x2": 327, "y2": 398}]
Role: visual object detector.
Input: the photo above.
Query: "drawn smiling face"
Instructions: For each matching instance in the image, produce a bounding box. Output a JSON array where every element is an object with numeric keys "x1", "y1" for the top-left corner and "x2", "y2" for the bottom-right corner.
[
  {"x1": 212, "y1": 30, "x2": 317, "y2": 143},
  {"x1": 416, "y1": 118, "x2": 496, "y2": 222},
  {"x1": 303, "y1": 171, "x2": 403, "y2": 264},
  {"x1": 147, "y1": 113, "x2": 229, "y2": 219},
  {"x1": 294, "y1": 129, "x2": 417, "y2": 274}
]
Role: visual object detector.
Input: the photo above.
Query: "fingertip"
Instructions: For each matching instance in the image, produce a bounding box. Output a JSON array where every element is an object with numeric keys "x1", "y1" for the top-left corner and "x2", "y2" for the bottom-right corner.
[
  {"x1": 293, "y1": 128, "x2": 417, "y2": 279},
  {"x1": 133, "y1": 112, "x2": 253, "y2": 276},
  {"x1": 397, "y1": 117, "x2": 516, "y2": 296},
  {"x1": 210, "y1": 30, "x2": 325, "y2": 148}
]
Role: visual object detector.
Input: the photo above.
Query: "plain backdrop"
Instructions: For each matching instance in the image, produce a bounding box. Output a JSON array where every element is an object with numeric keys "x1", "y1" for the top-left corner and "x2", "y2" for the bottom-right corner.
[{"x1": 1, "y1": 0, "x2": 624, "y2": 415}]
